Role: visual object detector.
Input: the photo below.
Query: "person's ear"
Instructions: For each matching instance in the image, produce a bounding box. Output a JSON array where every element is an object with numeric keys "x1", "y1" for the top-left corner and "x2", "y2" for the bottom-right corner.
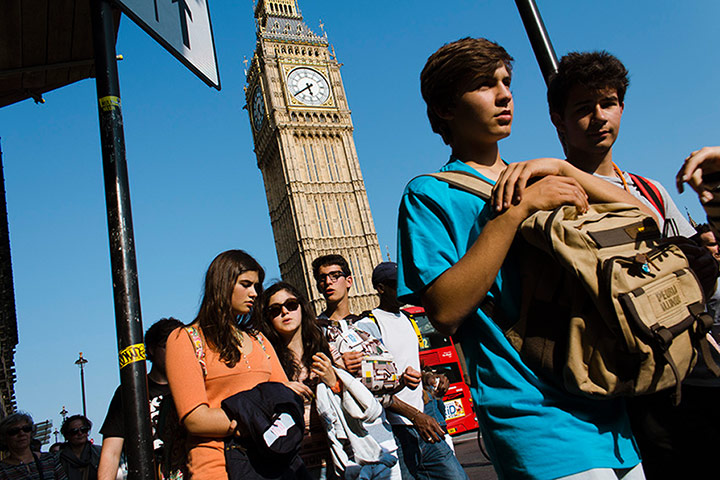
[
  {"x1": 346, "y1": 275, "x2": 353, "y2": 290},
  {"x1": 434, "y1": 103, "x2": 454, "y2": 121},
  {"x1": 376, "y1": 283, "x2": 385, "y2": 295}
]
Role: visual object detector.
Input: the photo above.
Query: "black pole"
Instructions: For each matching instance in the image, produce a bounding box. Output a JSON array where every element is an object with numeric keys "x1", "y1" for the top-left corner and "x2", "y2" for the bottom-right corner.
[
  {"x1": 89, "y1": 1, "x2": 155, "y2": 479},
  {"x1": 75, "y1": 352, "x2": 88, "y2": 417},
  {"x1": 514, "y1": 0, "x2": 559, "y2": 85}
]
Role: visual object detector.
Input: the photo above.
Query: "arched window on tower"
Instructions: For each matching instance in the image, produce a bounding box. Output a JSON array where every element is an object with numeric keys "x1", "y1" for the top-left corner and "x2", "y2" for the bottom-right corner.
[
  {"x1": 336, "y1": 201, "x2": 347, "y2": 235},
  {"x1": 343, "y1": 200, "x2": 354, "y2": 235},
  {"x1": 324, "y1": 145, "x2": 334, "y2": 181},
  {"x1": 314, "y1": 199, "x2": 325, "y2": 236},
  {"x1": 302, "y1": 144, "x2": 313, "y2": 181}
]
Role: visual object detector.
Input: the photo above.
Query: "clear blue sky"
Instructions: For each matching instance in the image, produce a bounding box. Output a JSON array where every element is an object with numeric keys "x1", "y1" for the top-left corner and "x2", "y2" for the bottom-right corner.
[{"x1": 1, "y1": 0, "x2": 719, "y2": 441}]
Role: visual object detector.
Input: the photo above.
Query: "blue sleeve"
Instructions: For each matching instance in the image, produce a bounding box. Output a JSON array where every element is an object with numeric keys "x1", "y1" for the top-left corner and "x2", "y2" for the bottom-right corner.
[{"x1": 397, "y1": 177, "x2": 481, "y2": 306}]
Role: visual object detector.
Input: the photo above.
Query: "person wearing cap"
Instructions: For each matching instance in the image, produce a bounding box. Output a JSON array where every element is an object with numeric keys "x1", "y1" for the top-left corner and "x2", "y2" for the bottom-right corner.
[{"x1": 355, "y1": 262, "x2": 468, "y2": 480}]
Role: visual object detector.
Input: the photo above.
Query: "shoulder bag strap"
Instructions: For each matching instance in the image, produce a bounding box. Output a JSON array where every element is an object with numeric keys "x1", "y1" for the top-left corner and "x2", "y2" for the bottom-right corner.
[
  {"x1": 184, "y1": 326, "x2": 207, "y2": 377},
  {"x1": 31, "y1": 453, "x2": 45, "y2": 480},
  {"x1": 414, "y1": 170, "x2": 494, "y2": 200},
  {"x1": 404, "y1": 313, "x2": 424, "y2": 348},
  {"x1": 628, "y1": 172, "x2": 666, "y2": 219}
]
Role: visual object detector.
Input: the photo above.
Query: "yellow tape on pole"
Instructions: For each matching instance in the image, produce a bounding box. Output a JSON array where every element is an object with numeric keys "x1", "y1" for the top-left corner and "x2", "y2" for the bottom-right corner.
[
  {"x1": 99, "y1": 95, "x2": 121, "y2": 112},
  {"x1": 119, "y1": 343, "x2": 146, "y2": 369}
]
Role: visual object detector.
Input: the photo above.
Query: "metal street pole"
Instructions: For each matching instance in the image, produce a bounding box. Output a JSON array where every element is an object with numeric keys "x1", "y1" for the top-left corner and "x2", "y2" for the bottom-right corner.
[
  {"x1": 514, "y1": 0, "x2": 559, "y2": 85},
  {"x1": 89, "y1": 1, "x2": 154, "y2": 479},
  {"x1": 74, "y1": 352, "x2": 88, "y2": 417}
]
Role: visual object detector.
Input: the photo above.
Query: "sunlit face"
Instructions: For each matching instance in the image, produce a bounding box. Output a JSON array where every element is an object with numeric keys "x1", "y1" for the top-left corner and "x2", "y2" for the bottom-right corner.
[
  {"x1": 316, "y1": 264, "x2": 352, "y2": 303},
  {"x1": 66, "y1": 419, "x2": 89, "y2": 447},
  {"x1": 4, "y1": 422, "x2": 32, "y2": 452},
  {"x1": 267, "y1": 289, "x2": 303, "y2": 341},
  {"x1": 553, "y1": 86, "x2": 624, "y2": 155},
  {"x1": 230, "y1": 271, "x2": 261, "y2": 316},
  {"x1": 443, "y1": 65, "x2": 513, "y2": 147}
]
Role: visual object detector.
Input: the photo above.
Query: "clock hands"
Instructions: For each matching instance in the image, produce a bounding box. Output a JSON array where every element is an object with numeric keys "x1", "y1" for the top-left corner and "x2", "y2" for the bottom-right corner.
[{"x1": 295, "y1": 82, "x2": 314, "y2": 97}]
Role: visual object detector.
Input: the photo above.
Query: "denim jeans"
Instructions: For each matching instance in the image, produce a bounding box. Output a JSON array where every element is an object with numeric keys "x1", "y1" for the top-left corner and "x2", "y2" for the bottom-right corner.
[{"x1": 391, "y1": 424, "x2": 468, "y2": 480}]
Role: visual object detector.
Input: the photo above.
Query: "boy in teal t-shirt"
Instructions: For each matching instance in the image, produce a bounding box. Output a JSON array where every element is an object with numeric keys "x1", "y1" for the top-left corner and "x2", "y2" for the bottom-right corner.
[{"x1": 396, "y1": 38, "x2": 656, "y2": 479}]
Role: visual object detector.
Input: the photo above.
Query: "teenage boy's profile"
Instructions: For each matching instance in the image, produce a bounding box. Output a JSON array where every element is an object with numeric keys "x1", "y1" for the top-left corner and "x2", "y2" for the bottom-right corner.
[
  {"x1": 547, "y1": 51, "x2": 717, "y2": 480},
  {"x1": 396, "y1": 37, "x2": 654, "y2": 479},
  {"x1": 547, "y1": 51, "x2": 695, "y2": 238}
]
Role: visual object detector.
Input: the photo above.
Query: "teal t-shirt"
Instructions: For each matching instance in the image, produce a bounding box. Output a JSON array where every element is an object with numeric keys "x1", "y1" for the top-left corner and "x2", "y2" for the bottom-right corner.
[{"x1": 396, "y1": 158, "x2": 641, "y2": 480}]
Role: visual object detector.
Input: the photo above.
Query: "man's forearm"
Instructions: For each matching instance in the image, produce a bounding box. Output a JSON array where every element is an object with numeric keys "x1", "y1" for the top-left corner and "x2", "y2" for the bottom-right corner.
[
  {"x1": 387, "y1": 396, "x2": 422, "y2": 422},
  {"x1": 98, "y1": 437, "x2": 124, "y2": 480},
  {"x1": 423, "y1": 206, "x2": 526, "y2": 335}
]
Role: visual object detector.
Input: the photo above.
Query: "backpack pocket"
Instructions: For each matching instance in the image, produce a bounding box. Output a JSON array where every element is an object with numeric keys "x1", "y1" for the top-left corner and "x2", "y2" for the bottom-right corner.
[{"x1": 604, "y1": 244, "x2": 701, "y2": 395}]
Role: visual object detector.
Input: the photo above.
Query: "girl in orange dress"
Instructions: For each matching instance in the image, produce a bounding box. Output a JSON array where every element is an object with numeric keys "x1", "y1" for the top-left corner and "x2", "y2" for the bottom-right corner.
[{"x1": 165, "y1": 250, "x2": 288, "y2": 480}]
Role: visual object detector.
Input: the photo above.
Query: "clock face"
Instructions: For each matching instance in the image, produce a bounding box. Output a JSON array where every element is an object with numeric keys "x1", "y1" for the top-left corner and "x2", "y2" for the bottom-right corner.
[
  {"x1": 251, "y1": 86, "x2": 265, "y2": 131},
  {"x1": 286, "y1": 67, "x2": 331, "y2": 106}
]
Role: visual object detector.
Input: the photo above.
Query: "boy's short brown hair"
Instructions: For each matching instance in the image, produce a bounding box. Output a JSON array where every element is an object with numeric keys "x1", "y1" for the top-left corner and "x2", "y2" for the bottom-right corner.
[
  {"x1": 420, "y1": 37, "x2": 513, "y2": 145},
  {"x1": 547, "y1": 51, "x2": 629, "y2": 115}
]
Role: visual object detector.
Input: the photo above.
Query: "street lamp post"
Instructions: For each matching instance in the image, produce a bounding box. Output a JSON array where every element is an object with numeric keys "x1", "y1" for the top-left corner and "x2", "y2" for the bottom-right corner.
[
  {"x1": 60, "y1": 406, "x2": 67, "y2": 422},
  {"x1": 75, "y1": 352, "x2": 88, "y2": 417}
]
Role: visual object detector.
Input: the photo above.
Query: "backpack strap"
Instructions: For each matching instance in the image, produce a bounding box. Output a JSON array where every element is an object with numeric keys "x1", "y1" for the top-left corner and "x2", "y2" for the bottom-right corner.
[
  {"x1": 628, "y1": 173, "x2": 666, "y2": 220},
  {"x1": 184, "y1": 326, "x2": 207, "y2": 377},
  {"x1": 363, "y1": 310, "x2": 424, "y2": 348},
  {"x1": 416, "y1": 170, "x2": 494, "y2": 200}
]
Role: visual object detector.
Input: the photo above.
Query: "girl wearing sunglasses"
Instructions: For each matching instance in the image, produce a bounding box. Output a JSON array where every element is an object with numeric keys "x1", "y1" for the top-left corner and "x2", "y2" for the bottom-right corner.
[
  {"x1": 165, "y1": 250, "x2": 288, "y2": 480},
  {"x1": 0, "y1": 411, "x2": 66, "y2": 479},
  {"x1": 255, "y1": 282, "x2": 338, "y2": 480}
]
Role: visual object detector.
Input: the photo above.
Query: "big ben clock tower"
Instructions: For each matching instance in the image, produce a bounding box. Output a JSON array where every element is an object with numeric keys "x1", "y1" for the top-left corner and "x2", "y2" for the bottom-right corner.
[{"x1": 245, "y1": 0, "x2": 382, "y2": 312}]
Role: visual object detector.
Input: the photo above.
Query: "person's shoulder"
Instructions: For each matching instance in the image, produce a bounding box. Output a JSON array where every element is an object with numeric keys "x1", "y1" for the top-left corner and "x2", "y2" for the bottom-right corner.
[{"x1": 404, "y1": 161, "x2": 465, "y2": 195}]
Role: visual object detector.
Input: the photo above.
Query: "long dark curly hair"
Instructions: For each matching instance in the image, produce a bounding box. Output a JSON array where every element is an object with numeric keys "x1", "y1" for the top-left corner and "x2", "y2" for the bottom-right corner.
[
  {"x1": 254, "y1": 282, "x2": 331, "y2": 381},
  {"x1": 195, "y1": 250, "x2": 265, "y2": 368}
]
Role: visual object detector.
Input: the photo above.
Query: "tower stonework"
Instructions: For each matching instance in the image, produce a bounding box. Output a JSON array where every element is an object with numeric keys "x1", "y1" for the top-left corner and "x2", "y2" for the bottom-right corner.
[{"x1": 246, "y1": 0, "x2": 382, "y2": 313}]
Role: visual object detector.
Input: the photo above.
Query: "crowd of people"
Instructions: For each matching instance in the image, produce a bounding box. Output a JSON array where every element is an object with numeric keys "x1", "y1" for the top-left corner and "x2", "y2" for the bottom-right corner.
[{"x1": 2, "y1": 36, "x2": 720, "y2": 480}]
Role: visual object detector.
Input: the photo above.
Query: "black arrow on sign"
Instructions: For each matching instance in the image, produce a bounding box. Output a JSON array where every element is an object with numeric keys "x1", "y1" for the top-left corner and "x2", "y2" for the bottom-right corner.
[{"x1": 172, "y1": 0, "x2": 193, "y2": 49}]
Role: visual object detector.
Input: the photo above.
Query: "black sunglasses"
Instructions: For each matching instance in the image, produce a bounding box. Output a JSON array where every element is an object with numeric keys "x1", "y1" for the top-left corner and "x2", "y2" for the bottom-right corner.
[
  {"x1": 8, "y1": 425, "x2": 33, "y2": 436},
  {"x1": 69, "y1": 426, "x2": 90, "y2": 435},
  {"x1": 267, "y1": 299, "x2": 301, "y2": 319}
]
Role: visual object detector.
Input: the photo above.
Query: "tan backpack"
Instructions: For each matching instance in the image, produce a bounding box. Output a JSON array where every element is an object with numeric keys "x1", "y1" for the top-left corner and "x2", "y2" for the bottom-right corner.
[{"x1": 423, "y1": 170, "x2": 719, "y2": 402}]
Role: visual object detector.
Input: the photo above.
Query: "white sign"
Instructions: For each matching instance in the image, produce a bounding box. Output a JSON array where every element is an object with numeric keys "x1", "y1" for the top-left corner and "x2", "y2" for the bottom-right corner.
[{"x1": 115, "y1": 0, "x2": 220, "y2": 89}]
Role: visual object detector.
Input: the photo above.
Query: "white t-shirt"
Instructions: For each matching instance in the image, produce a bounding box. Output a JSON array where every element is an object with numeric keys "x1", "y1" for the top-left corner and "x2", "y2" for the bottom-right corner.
[
  {"x1": 597, "y1": 171, "x2": 695, "y2": 237},
  {"x1": 356, "y1": 308, "x2": 423, "y2": 426}
]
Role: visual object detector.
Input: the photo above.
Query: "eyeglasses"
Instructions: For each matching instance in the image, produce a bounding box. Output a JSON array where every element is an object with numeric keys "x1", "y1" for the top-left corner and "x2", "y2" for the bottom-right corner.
[
  {"x1": 316, "y1": 271, "x2": 346, "y2": 285},
  {"x1": 268, "y1": 299, "x2": 300, "y2": 319},
  {"x1": 69, "y1": 427, "x2": 90, "y2": 435},
  {"x1": 7, "y1": 425, "x2": 33, "y2": 436}
]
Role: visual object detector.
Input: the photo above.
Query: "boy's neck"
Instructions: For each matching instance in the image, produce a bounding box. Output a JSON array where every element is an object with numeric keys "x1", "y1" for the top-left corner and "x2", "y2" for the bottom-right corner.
[
  {"x1": 148, "y1": 366, "x2": 168, "y2": 385},
  {"x1": 451, "y1": 142, "x2": 505, "y2": 179},
  {"x1": 323, "y1": 296, "x2": 351, "y2": 320},
  {"x1": 566, "y1": 146, "x2": 615, "y2": 176}
]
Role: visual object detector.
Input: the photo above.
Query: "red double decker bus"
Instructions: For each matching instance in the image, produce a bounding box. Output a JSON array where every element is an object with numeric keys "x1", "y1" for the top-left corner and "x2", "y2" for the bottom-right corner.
[{"x1": 402, "y1": 306, "x2": 479, "y2": 436}]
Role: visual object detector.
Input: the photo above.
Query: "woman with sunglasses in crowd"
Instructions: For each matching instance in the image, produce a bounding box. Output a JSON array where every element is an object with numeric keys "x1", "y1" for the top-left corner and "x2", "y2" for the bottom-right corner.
[
  {"x1": 255, "y1": 282, "x2": 338, "y2": 480},
  {"x1": 58, "y1": 415, "x2": 100, "y2": 480},
  {"x1": 0, "y1": 412, "x2": 67, "y2": 480},
  {"x1": 165, "y1": 250, "x2": 289, "y2": 480}
]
